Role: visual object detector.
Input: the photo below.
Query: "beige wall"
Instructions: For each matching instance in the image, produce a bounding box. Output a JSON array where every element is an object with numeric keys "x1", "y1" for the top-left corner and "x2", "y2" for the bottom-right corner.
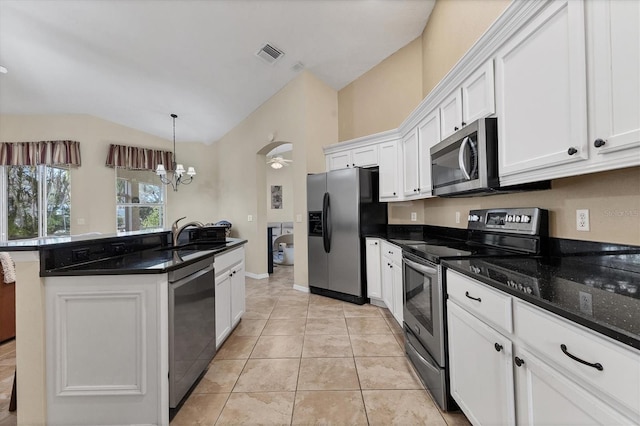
[
  {"x1": 0, "y1": 114, "x2": 217, "y2": 234},
  {"x1": 266, "y1": 150, "x2": 294, "y2": 223},
  {"x1": 214, "y1": 71, "x2": 337, "y2": 285},
  {"x1": 388, "y1": 167, "x2": 640, "y2": 245},
  {"x1": 338, "y1": 37, "x2": 423, "y2": 141},
  {"x1": 421, "y1": 0, "x2": 510, "y2": 97}
]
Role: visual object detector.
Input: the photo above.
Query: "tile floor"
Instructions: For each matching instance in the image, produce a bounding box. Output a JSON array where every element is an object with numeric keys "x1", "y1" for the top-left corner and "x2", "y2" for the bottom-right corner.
[{"x1": 171, "y1": 265, "x2": 471, "y2": 425}]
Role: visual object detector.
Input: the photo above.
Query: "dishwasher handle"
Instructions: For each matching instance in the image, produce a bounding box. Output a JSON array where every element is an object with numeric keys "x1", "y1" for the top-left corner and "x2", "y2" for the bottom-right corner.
[
  {"x1": 403, "y1": 257, "x2": 438, "y2": 275},
  {"x1": 169, "y1": 264, "x2": 214, "y2": 288}
]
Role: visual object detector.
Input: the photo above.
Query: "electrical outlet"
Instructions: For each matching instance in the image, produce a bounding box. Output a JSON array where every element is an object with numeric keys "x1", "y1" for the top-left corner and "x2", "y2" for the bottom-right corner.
[
  {"x1": 455, "y1": 211, "x2": 461, "y2": 224},
  {"x1": 411, "y1": 212, "x2": 417, "y2": 222},
  {"x1": 579, "y1": 291, "x2": 593, "y2": 316},
  {"x1": 247, "y1": 214, "x2": 253, "y2": 222},
  {"x1": 576, "y1": 209, "x2": 590, "y2": 231},
  {"x1": 296, "y1": 214, "x2": 302, "y2": 223}
]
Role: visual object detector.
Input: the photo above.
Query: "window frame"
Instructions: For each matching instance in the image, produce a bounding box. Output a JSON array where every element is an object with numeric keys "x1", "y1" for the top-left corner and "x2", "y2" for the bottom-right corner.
[{"x1": 115, "y1": 169, "x2": 166, "y2": 234}]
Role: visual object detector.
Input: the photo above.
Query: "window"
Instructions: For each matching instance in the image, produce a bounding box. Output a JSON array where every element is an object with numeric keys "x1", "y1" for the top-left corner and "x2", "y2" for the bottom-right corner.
[
  {"x1": 116, "y1": 169, "x2": 165, "y2": 233},
  {"x1": 1, "y1": 165, "x2": 71, "y2": 240}
]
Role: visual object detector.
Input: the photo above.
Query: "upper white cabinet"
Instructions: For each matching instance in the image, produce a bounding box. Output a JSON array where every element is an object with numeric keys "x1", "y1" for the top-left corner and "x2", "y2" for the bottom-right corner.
[
  {"x1": 378, "y1": 139, "x2": 402, "y2": 201},
  {"x1": 439, "y1": 90, "x2": 463, "y2": 140},
  {"x1": 417, "y1": 109, "x2": 441, "y2": 197},
  {"x1": 496, "y1": 0, "x2": 589, "y2": 185},
  {"x1": 440, "y1": 61, "x2": 496, "y2": 140},
  {"x1": 326, "y1": 144, "x2": 378, "y2": 171},
  {"x1": 402, "y1": 129, "x2": 420, "y2": 197},
  {"x1": 586, "y1": 0, "x2": 640, "y2": 168}
]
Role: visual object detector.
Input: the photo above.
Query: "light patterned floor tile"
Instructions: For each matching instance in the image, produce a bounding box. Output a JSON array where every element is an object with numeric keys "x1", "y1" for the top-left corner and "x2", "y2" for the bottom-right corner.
[
  {"x1": 292, "y1": 390, "x2": 368, "y2": 425},
  {"x1": 216, "y1": 392, "x2": 295, "y2": 425}
]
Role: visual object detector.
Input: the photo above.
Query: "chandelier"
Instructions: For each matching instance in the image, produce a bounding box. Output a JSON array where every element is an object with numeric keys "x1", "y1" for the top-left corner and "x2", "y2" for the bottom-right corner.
[{"x1": 155, "y1": 113, "x2": 196, "y2": 191}]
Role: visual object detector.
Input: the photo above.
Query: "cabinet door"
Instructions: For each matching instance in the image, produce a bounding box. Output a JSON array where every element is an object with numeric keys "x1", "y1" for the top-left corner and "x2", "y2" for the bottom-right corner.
[
  {"x1": 382, "y1": 260, "x2": 394, "y2": 313},
  {"x1": 588, "y1": 0, "x2": 640, "y2": 164},
  {"x1": 352, "y1": 145, "x2": 379, "y2": 168},
  {"x1": 496, "y1": 0, "x2": 588, "y2": 184},
  {"x1": 378, "y1": 140, "x2": 400, "y2": 200},
  {"x1": 439, "y1": 88, "x2": 463, "y2": 140},
  {"x1": 514, "y1": 347, "x2": 635, "y2": 425},
  {"x1": 327, "y1": 151, "x2": 352, "y2": 170},
  {"x1": 391, "y1": 260, "x2": 403, "y2": 326},
  {"x1": 447, "y1": 301, "x2": 516, "y2": 426},
  {"x1": 231, "y1": 261, "x2": 245, "y2": 326},
  {"x1": 462, "y1": 60, "x2": 495, "y2": 124},
  {"x1": 417, "y1": 109, "x2": 440, "y2": 197},
  {"x1": 402, "y1": 130, "x2": 419, "y2": 196},
  {"x1": 215, "y1": 272, "x2": 232, "y2": 348},
  {"x1": 365, "y1": 239, "x2": 382, "y2": 299}
]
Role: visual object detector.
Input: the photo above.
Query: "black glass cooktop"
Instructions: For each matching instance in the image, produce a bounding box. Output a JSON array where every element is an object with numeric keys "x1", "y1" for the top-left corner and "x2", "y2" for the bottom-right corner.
[
  {"x1": 443, "y1": 253, "x2": 640, "y2": 350},
  {"x1": 391, "y1": 238, "x2": 523, "y2": 263}
]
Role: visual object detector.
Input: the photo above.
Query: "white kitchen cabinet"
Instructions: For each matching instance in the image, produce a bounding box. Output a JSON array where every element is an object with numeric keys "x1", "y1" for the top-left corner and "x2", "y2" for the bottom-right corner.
[
  {"x1": 215, "y1": 270, "x2": 232, "y2": 348},
  {"x1": 365, "y1": 238, "x2": 382, "y2": 300},
  {"x1": 381, "y1": 241, "x2": 403, "y2": 325},
  {"x1": 496, "y1": 0, "x2": 589, "y2": 185},
  {"x1": 461, "y1": 60, "x2": 496, "y2": 126},
  {"x1": 326, "y1": 145, "x2": 379, "y2": 171},
  {"x1": 417, "y1": 109, "x2": 440, "y2": 197},
  {"x1": 439, "y1": 89, "x2": 463, "y2": 140},
  {"x1": 447, "y1": 300, "x2": 516, "y2": 426},
  {"x1": 215, "y1": 247, "x2": 245, "y2": 348},
  {"x1": 585, "y1": 0, "x2": 640, "y2": 171},
  {"x1": 514, "y1": 347, "x2": 635, "y2": 425},
  {"x1": 402, "y1": 129, "x2": 420, "y2": 197},
  {"x1": 378, "y1": 139, "x2": 402, "y2": 201},
  {"x1": 230, "y1": 260, "x2": 245, "y2": 326}
]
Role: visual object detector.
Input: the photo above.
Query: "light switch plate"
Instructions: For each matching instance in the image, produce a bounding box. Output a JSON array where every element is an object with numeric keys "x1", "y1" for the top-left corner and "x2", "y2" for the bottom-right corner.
[
  {"x1": 296, "y1": 214, "x2": 302, "y2": 223},
  {"x1": 247, "y1": 215, "x2": 253, "y2": 222},
  {"x1": 411, "y1": 212, "x2": 417, "y2": 222}
]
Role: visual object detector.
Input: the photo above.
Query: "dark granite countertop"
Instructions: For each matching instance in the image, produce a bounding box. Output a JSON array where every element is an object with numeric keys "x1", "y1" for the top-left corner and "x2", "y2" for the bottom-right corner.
[
  {"x1": 0, "y1": 229, "x2": 169, "y2": 251},
  {"x1": 443, "y1": 254, "x2": 640, "y2": 350},
  {"x1": 41, "y1": 238, "x2": 247, "y2": 276}
]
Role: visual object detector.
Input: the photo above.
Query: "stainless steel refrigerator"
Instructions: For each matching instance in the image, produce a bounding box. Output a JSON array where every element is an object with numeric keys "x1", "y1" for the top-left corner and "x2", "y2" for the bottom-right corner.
[{"x1": 307, "y1": 168, "x2": 387, "y2": 304}]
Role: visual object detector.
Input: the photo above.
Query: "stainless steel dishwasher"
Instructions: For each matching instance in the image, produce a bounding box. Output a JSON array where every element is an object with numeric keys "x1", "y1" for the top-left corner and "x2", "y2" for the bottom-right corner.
[{"x1": 168, "y1": 255, "x2": 216, "y2": 408}]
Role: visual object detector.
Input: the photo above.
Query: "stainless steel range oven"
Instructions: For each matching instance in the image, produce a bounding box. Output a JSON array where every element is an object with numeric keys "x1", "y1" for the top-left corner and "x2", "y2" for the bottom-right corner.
[
  {"x1": 403, "y1": 253, "x2": 450, "y2": 409},
  {"x1": 399, "y1": 207, "x2": 549, "y2": 412}
]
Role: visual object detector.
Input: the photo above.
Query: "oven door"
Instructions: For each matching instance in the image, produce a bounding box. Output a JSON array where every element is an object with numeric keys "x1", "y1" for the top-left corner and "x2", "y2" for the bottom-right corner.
[{"x1": 402, "y1": 252, "x2": 445, "y2": 367}]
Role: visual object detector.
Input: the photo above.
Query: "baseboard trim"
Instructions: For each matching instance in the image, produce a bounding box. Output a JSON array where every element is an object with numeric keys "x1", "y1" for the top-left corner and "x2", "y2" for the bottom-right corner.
[
  {"x1": 369, "y1": 298, "x2": 386, "y2": 308},
  {"x1": 245, "y1": 272, "x2": 269, "y2": 280},
  {"x1": 292, "y1": 284, "x2": 309, "y2": 293}
]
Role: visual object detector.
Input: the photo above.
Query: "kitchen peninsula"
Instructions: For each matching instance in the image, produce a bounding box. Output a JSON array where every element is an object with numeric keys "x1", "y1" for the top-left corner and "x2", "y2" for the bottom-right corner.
[{"x1": 1, "y1": 230, "x2": 247, "y2": 426}]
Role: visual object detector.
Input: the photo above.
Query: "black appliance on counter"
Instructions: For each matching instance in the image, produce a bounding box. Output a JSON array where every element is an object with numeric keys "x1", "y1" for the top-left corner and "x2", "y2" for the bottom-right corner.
[{"x1": 397, "y1": 207, "x2": 548, "y2": 411}]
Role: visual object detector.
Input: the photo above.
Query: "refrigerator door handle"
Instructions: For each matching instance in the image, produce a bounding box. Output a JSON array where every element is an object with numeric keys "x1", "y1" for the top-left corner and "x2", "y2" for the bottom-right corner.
[{"x1": 322, "y1": 192, "x2": 331, "y2": 253}]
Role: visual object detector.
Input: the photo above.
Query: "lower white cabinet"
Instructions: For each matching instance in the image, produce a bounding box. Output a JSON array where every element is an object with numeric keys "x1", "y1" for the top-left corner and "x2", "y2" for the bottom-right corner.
[
  {"x1": 447, "y1": 300, "x2": 516, "y2": 426},
  {"x1": 446, "y1": 269, "x2": 640, "y2": 425},
  {"x1": 215, "y1": 247, "x2": 245, "y2": 348},
  {"x1": 381, "y1": 241, "x2": 403, "y2": 325},
  {"x1": 365, "y1": 238, "x2": 382, "y2": 299},
  {"x1": 514, "y1": 347, "x2": 633, "y2": 425}
]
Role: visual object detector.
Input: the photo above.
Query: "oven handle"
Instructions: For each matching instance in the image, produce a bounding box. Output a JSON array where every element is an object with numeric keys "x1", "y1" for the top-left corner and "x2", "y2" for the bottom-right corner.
[
  {"x1": 458, "y1": 136, "x2": 476, "y2": 180},
  {"x1": 403, "y1": 257, "x2": 438, "y2": 275}
]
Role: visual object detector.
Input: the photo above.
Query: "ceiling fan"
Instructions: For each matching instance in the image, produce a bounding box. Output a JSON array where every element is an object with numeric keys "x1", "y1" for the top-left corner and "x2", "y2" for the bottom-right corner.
[{"x1": 267, "y1": 156, "x2": 292, "y2": 169}]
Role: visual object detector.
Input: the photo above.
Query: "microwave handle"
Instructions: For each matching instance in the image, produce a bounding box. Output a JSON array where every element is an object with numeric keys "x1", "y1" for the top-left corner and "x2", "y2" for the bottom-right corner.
[{"x1": 458, "y1": 136, "x2": 477, "y2": 180}]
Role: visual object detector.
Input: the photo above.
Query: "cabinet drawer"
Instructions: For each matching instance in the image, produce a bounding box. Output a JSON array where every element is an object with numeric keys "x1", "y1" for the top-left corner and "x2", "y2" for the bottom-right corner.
[
  {"x1": 215, "y1": 247, "x2": 243, "y2": 272},
  {"x1": 381, "y1": 241, "x2": 402, "y2": 265},
  {"x1": 446, "y1": 270, "x2": 513, "y2": 334},
  {"x1": 514, "y1": 300, "x2": 640, "y2": 417}
]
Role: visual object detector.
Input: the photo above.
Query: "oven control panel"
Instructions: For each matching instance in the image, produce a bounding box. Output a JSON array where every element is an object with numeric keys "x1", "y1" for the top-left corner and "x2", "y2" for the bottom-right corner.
[{"x1": 467, "y1": 208, "x2": 548, "y2": 235}]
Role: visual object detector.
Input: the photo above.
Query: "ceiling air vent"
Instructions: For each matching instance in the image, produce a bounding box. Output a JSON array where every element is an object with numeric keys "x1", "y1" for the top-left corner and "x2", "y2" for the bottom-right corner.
[{"x1": 256, "y1": 43, "x2": 285, "y2": 65}]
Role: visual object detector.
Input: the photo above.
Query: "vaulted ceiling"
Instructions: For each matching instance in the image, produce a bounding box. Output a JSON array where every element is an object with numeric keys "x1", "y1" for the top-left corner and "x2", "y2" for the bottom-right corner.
[{"x1": 0, "y1": 0, "x2": 434, "y2": 144}]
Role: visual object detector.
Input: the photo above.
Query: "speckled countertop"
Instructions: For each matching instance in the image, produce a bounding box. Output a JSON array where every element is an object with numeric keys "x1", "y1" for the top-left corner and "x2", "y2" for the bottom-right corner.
[{"x1": 443, "y1": 253, "x2": 640, "y2": 350}]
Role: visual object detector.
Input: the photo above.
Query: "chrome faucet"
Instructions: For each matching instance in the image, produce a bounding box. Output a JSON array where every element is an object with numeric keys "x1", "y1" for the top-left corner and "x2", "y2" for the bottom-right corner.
[{"x1": 171, "y1": 217, "x2": 204, "y2": 247}]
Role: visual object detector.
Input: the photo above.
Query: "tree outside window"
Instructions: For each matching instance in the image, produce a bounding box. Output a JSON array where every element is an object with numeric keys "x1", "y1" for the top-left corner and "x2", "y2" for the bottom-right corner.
[
  {"x1": 116, "y1": 169, "x2": 165, "y2": 233},
  {"x1": 3, "y1": 165, "x2": 71, "y2": 240}
]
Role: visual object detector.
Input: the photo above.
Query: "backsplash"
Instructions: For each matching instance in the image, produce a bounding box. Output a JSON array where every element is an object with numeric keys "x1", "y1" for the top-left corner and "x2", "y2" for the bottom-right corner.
[{"x1": 389, "y1": 166, "x2": 640, "y2": 246}]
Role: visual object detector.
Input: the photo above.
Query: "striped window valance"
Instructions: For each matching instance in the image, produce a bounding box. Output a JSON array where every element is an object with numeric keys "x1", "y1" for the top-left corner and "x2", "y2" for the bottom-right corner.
[
  {"x1": 0, "y1": 140, "x2": 81, "y2": 166},
  {"x1": 105, "y1": 143, "x2": 174, "y2": 171}
]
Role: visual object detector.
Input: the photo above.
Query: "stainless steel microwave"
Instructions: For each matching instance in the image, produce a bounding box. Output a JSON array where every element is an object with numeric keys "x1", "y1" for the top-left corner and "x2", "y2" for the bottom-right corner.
[{"x1": 430, "y1": 118, "x2": 549, "y2": 197}]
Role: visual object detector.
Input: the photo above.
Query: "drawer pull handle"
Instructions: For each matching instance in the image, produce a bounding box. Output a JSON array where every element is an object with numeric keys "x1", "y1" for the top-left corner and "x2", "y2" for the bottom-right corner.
[
  {"x1": 514, "y1": 356, "x2": 525, "y2": 367},
  {"x1": 465, "y1": 291, "x2": 481, "y2": 302},
  {"x1": 494, "y1": 343, "x2": 503, "y2": 352},
  {"x1": 560, "y1": 344, "x2": 603, "y2": 371}
]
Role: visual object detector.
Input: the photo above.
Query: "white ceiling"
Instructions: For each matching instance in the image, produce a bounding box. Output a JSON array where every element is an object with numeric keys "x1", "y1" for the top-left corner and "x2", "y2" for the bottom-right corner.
[{"x1": 0, "y1": 0, "x2": 434, "y2": 144}]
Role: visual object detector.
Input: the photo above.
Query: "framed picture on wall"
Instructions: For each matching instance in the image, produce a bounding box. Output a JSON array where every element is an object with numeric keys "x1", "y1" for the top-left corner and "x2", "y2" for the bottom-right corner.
[{"x1": 271, "y1": 185, "x2": 282, "y2": 209}]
